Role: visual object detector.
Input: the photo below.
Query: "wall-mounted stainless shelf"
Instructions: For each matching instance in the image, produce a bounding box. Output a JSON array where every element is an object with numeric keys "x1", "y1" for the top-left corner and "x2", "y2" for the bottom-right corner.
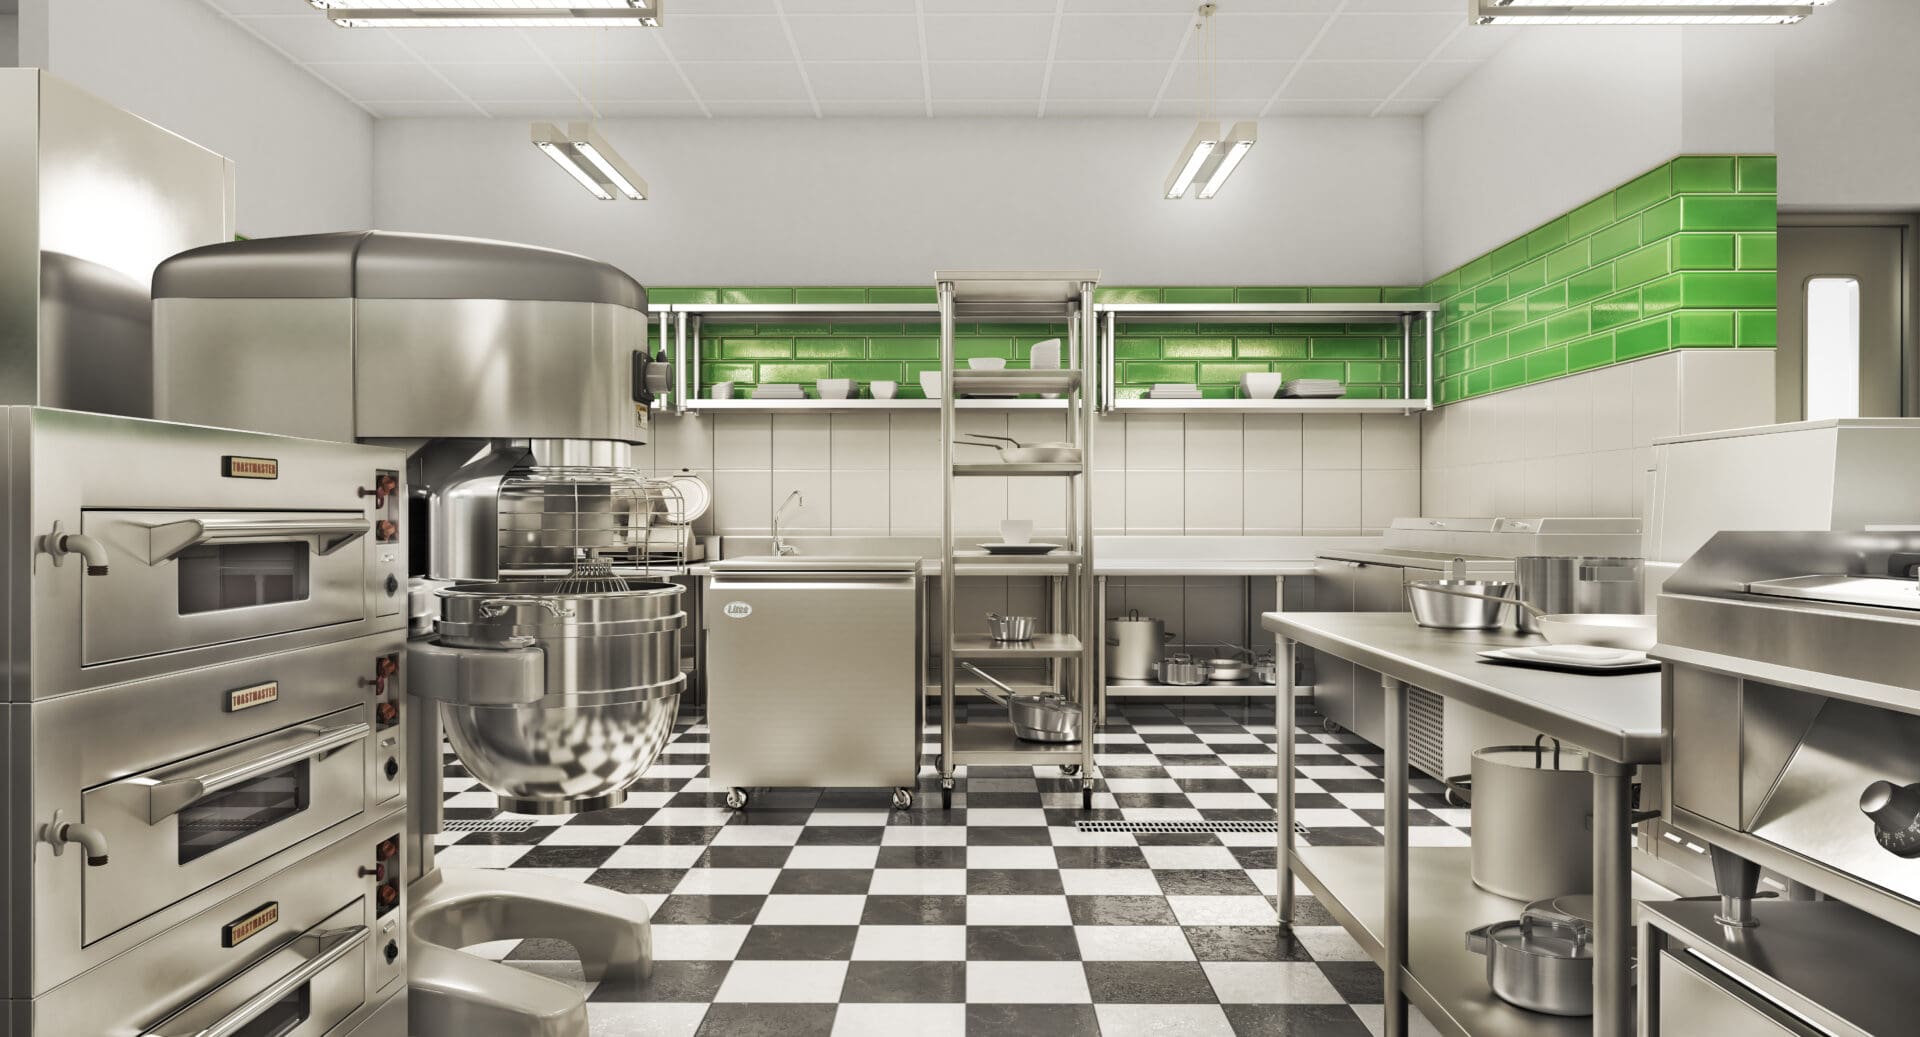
[
  {"x1": 686, "y1": 397, "x2": 1070, "y2": 413},
  {"x1": 1094, "y1": 301, "x2": 1439, "y2": 415},
  {"x1": 952, "y1": 462, "x2": 1083, "y2": 478}
]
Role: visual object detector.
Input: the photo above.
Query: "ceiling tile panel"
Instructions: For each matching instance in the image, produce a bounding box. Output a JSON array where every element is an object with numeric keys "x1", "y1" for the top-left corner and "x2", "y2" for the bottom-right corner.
[
  {"x1": 1161, "y1": 60, "x2": 1295, "y2": 100},
  {"x1": 922, "y1": 14, "x2": 1057, "y2": 61},
  {"x1": 556, "y1": 61, "x2": 692, "y2": 101},
  {"x1": 384, "y1": 28, "x2": 547, "y2": 63},
  {"x1": 1046, "y1": 61, "x2": 1172, "y2": 101},
  {"x1": 932, "y1": 99, "x2": 1043, "y2": 115},
  {"x1": 1432, "y1": 25, "x2": 1518, "y2": 61},
  {"x1": 232, "y1": 15, "x2": 417, "y2": 63},
  {"x1": 305, "y1": 62, "x2": 465, "y2": 101},
  {"x1": 677, "y1": 60, "x2": 809, "y2": 101},
  {"x1": 802, "y1": 61, "x2": 926, "y2": 100},
  {"x1": 922, "y1": 0, "x2": 1056, "y2": 11},
  {"x1": 1045, "y1": 99, "x2": 1156, "y2": 116},
  {"x1": 594, "y1": 100, "x2": 712, "y2": 116},
  {"x1": 785, "y1": 14, "x2": 922, "y2": 61},
  {"x1": 1279, "y1": 60, "x2": 1419, "y2": 99},
  {"x1": 362, "y1": 100, "x2": 479, "y2": 118},
  {"x1": 206, "y1": 0, "x2": 323, "y2": 13},
  {"x1": 703, "y1": 100, "x2": 820, "y2": 115},
  {"x1": 1052, "y1": 14, "x2": 1193, "y2": 61},
  {"x1": 929, "y1": 61, "x2": 1048, "y2": 101},
  {"x1": 1309, "y1": 13, "x2": 1460, "y2": 60},
  {"x1": 521, "y1": 29, "x2": 666, "y2": 63},
  {"x1": 1208, "y1": 13, "x2": 1332, "y2": 60},
  {"x1": 1397, "y1": 60, "x2": 1480, "y2": 99},
  {"x1": 1375, "y1": 98, "x2": 1440, "y2": 115},
  {"x1": 1265, "y1": 99, "x2": 1386, "y2": 116},
  {"x1": 657, "y1": 14, "x2": 795, "y2": 61},
  {"x1": 434, "y1": 63, "x2": 579, "y2": 102},
  {"x1": 817, "y1": 99, "x2": 929, "y2": 115}
]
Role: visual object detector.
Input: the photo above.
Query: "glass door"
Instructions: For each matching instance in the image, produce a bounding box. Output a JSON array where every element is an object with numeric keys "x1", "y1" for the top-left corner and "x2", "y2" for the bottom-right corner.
[{"x1": 1777, "y1": 219, "x2": 1912, "y2": 420}]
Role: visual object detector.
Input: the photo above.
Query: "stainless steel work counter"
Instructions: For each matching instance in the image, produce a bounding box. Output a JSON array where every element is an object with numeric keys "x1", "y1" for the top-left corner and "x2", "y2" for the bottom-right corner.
[
  {"x1": 1262, "y1": 612, "x2": 1658, "y2": 1037},
  {"x1": 1259, "y1": 613, "x2": 1661, "y2": 764}
]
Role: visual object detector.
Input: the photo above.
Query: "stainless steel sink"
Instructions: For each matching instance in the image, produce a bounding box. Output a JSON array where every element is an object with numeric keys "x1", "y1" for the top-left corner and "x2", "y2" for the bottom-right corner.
[{"x1": 707, "y1": 554, "x2": 923, "y2": 573}]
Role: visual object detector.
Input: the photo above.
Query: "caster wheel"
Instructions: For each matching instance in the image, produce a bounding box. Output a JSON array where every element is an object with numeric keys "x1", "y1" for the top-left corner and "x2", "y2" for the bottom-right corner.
[
  {"x1": 892, "y1": 787, "x2": 914, "y2": 810},
  {"x1": 1060, "y1": 764, "x2": 1080, "y2": 777},
  {"x1": 725, "y1": 787, "x2": 749, "y2": 810},
  {"x1": 1322, "y1": 717, "x2": 1340, "y2": 734},
  {"x1": 941, "y1": 786, "x2": 953, "y2": 810},
  {"x1": 1082, "y1": 787, "x2": 1094, "y2": 810}
]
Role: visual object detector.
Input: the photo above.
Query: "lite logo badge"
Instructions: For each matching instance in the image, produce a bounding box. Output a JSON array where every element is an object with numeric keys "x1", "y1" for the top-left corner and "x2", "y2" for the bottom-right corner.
[{"x1": 722, "y1": 601, "x2": 753, "y2": 619}]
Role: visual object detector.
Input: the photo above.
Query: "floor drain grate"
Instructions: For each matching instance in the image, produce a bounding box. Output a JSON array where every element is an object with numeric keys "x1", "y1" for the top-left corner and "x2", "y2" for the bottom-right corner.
[
  {"x1": 441, "y1": 819, "x2": 536, "y2": 834},
  {"x1": 1077, "y1": 820, "x2": 1286, "y2": 834}
]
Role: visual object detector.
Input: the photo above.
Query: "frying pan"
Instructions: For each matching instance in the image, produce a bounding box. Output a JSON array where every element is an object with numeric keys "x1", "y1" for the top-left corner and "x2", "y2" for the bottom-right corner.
[{"x1": 956, "y1": 434, "x2": 1083, "y2": 465}]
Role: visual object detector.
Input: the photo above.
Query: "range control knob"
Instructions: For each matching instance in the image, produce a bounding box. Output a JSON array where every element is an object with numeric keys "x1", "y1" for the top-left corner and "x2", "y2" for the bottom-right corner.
[{"x1": 1861, "y1": 781, "x2": 1920, "y2": 858}]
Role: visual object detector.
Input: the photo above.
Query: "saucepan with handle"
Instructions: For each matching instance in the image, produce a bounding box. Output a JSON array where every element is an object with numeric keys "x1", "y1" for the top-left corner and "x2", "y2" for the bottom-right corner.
[
  {"x1": 1408, "y1": 583, "x2": 1656, "y2": 652},
  {"x1": 956, "y1": 434, "x2": 1083, "y2": 465}
]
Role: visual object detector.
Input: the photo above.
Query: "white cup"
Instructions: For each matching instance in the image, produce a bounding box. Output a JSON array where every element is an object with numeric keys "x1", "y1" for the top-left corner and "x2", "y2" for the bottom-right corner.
[
  {"x1": 872, "y1": 380, "x2": 898, "y2": 399},
  {"x1": 967, "y1": 357, "x2": 1008, "y2": 370},
  {"x1": 919, "y1": 371, "x2": 942, "y2": 399},
  {"x1": 711, "y1": 381, "x2": 735, "y2": 400},
  {"x1": 1000, "y1": 519, "x2": 1034, "y2": 545}
]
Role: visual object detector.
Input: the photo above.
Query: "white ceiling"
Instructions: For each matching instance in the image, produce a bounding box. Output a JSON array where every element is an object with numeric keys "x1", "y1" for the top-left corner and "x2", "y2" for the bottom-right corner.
[{"x1": 203, "y1": 0, "x2": 1517, "y2": 119}]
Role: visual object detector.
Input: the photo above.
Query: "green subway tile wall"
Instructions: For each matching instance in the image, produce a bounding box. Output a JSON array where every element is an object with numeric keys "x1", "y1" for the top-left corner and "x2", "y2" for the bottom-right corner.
[
  {"x1": 1425, "y1": 155, "x2": 1777, "y2": 406},
  {"x1": 651, "y1": 155, "x2": 1775, "y2": 408}
]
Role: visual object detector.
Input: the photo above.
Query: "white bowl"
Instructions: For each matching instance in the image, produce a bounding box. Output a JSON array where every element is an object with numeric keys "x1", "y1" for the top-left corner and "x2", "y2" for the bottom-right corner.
[
  {"x1": 1028, "y1": 339, "x2": 1062, "y2": 369},
  {"x1": 871, "y1": 380, "x2": 898, "y2": 399},
  {"x1": 1000, "y1": 519, "x2": 1034, "y2": 545},
  {"x1": 1241, "y1": 372, "x2": 1284, "y2": 400},
  {"x1": 919, "y1": 371, "x2": 942, "y2": 399},
  {"x1": 817, "y1": 378, "x2": 854, "y2": 400},
  {"x1": 967, "y1": 357, "x2": 1007, "y2": 370},
  {"x1": 710, "y1": 381, "x2": 735, "y2": 400}
]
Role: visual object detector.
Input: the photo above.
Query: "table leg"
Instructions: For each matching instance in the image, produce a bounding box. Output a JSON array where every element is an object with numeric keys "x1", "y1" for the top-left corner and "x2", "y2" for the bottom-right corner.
[
  {"x1": 1096, "y1": 575, "x2": 1108, "y2": 726},
  {"x1": 1591, "y1": 756, "x2": 1633, "y2": 1037},
  {"x1": 1277, "y1": 636, "x2": 1297, "y2": 928},
  {"x1": 1383, "y1": 674, "x2": 1409, "y2": 1037}
]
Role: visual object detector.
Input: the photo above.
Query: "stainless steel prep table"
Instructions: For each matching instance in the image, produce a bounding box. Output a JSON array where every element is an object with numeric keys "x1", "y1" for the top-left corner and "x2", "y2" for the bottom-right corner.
[{"x1": 1261, "y1": 612, "x2": 1662, "y2": 1037}]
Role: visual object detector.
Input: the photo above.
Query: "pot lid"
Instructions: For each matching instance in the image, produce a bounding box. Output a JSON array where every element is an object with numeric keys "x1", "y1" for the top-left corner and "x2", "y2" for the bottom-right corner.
[
  {"x1": 1481, "y1": 915, "x2": 1593, "y2": 960},
  {"x1": 661, "y1": 470, "x2": 710, "y2": 525}
]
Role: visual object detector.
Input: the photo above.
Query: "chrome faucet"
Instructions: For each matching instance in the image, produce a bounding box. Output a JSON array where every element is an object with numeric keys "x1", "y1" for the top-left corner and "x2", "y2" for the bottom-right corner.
[{"x1": 773, "y1": 490, "x2": 805, "y2": 556}]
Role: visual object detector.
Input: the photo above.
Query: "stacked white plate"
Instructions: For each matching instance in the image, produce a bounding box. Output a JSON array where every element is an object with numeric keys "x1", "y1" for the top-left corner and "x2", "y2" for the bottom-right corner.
[
  {"x1": 1281, "y1": 379, "x2": 1345, "y2": 399},
  {"x1": 1149, "y1": 382, "x2": 1203, "y2": 400},
  {"x1": 751, "y1": 383, "x2": 807, "y2": 400}
]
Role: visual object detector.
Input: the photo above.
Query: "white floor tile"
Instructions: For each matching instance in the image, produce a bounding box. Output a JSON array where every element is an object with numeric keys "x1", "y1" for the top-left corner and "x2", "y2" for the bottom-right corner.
[
  {"x1": 1408, "y1": 826, "x2": 1473, "y2": 847},
  {"x1": 1141, "y1": 845, "x2": 1242, "y2": 870},
  {"x1": 1291, "y1": 925, "x2": 1370, "y2": 962},
  {"x1": 538, "y1": 825, "x2": 640, "y2": 846},
  {"x1": 1166, "y1": 895, "x2": 1281, "y2": 926},
  {"x1": 851, "y1": 924, "x2": 967, "y2": 961},
  {"x1": 808, "y1": 811, "x2": 892, "y2": 826},
  {"x1": 1073, "y1": 925, "x2": 1194, "y2": 961},
  {"x1": 1048, "y1": 826, "x2": 1137, "y2": 847},
  {"x1": 965, "y1": 808, "x2": 1050, "y2": 827},
  {"x1": 1294, "y1": 809, "x2": 1369, "y2": 829},
  {"x1": 1165, "y1": 765, "x2": 1240, "y2": 779},
  {"x1": 1105, "y1": 778, "x2": 1183, "y2": 794},
  {"x1": 965, "y1": 961, "x2": 1091, "y2": 1004},
  {"x1": 1095, "y1": 1004, "x2": 1234, "y2": 1037},
  {"x1": 869, "y1": 868, "x2": 968, "y2": 895},
  {"x1": 786, "y1": 845, "x2": 881, "y2": 869},
  {"x1": 645, "y1": 807, "x2": 736, "y2": 828},
  {"x1": 671, "y1": 868, "x2": 781, "y2": 895},
  {"x1": 709, "y1": 825, "x2": 805, "y2": 846},
  {"x1": 753, "y1": 894, "x2": 868, "y2": 925},
  {"x1": 966, "y1": 845, "x2": 1058, "y2": 870},
  {"x1": 1184, "y1": 793, "x2": 1273, "y2": 811},
  {"x1": 1352, "y1": 1001, "x2": 1445, "y2": 1037},
  {"x1": 881, "y1": 826, "x2": 969, "y2": 846},
  {"x1": 833, "y1": 1003, "x2": 965, "y2": 1037},
  {"x1": 1059, "y1": 869, "x2": 1160, "y2": 896},
  {"x1": 649, "y1": 925, "x2": 751, "y2": 960},
  {"x1": 714, "y1": 960, "x2": 848, "y2": 1003},
  {"x1": 432, "y1": 845, "x2": 531, "y2": 869},
  {"x1": 1202, "y1": 962, "x2": 1344, "y2": 1004},
  {"x1": 601, "y1": 844, "x2": 707, "y2": 870},
  {"x1": 966, "y1": 895, "x2": 1073, "y2": 926}
]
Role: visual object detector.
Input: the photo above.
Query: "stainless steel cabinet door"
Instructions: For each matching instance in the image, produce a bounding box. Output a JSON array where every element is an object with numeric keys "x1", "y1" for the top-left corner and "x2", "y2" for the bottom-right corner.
[{"x1": 1777, "y1": 220, "x2": 1910, "y2": 421}]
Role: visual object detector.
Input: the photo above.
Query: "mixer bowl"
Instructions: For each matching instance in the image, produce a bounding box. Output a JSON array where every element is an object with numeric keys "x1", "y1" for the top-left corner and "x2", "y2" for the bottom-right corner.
[{"x1": 427, "y1": 579, "x2": 686, "y2": 814}]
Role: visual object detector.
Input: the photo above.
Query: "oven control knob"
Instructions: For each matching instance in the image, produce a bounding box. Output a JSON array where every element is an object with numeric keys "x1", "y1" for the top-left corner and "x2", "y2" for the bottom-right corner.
[
  {"x1": 1861, "y1": 780, "x2": 1920, "y2": 858},
  {"x1": 384, "y1": 940, "x2": 399, "y2": 965},
  {"x1": 384, "y1": 757, "x2": 399, "y2": 780},
  {"x1": 377, "y1": 837, "x2": 399, "y2": 861},
  {"x1": 377, "y1": 883, "x2": 399, "y2": 907},
  {"x1": 385, "y1": 574, "x2": 399, "y2": 596}
]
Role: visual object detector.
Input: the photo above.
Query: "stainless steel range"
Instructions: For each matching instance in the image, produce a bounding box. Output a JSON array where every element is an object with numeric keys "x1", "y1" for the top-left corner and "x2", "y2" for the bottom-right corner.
[
  {"x1": 150, "y1": 231, "x2": 684, "y2": 1037},
  {"x1": 2, "y1": 407, "x2": 410, "y2": 1036},
  {"x1": 1643, "y1": 529, "x2": 1920, "y2": 1035}
]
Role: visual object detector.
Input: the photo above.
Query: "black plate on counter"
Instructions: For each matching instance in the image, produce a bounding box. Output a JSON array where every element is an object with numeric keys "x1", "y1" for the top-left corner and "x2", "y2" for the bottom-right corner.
[{"x1": 981, "y1": 542, "x2": 1062, "y2": 555}]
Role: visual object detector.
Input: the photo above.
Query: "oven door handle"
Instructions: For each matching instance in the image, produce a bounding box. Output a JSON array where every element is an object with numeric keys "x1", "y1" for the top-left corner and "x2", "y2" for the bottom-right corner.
[
  {"x1": 137, "y1": 719, "x2": 372, "y2": 824},
  {"x1": 144, "y1": 925, "x2": 369, "y2": 1037},
  {"x1": 143, "y1": 515, "x2": 371, "y2": 565}
]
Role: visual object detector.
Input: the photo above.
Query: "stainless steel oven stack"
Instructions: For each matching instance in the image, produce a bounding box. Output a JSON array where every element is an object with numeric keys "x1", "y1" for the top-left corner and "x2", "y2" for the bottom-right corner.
[
  {"x1": 1642, "y1": 529, "x2": 1920, "y2": 1036},
  {"x1": 149, "y1": 230, "x2": 684, "y2": 1037},
  {"x1": 2, "y1": 407, "x2": 411, "y2": 1037}
]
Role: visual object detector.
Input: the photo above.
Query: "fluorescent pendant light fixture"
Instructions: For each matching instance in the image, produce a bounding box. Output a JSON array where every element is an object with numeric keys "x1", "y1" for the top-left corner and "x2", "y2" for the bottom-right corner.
[
  {"x1": 1165, "y1": 121, "x2": 1220, "y2": 200},
  {"x1": 1196, "y1": 122, "x2": 1257, "y2": 200},
  {"x1": 1470, "y1": 0, "x2": 1832, "y2": 25},
  {"x1": 532, "y1": 122, "x2": 648, "y2": 201},
  {"x1": 311, "y1": 1, "x2": 662, "y2": 28}
]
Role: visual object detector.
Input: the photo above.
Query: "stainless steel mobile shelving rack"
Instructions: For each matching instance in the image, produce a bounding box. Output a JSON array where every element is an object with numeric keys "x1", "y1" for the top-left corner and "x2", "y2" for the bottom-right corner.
[{"x1": 936, "y1": 271, "x2": 1100, "y2": 811}]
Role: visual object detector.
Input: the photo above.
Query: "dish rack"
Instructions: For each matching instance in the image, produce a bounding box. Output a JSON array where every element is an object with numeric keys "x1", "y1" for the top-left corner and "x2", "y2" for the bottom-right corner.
[{"x1": 495, "y1": 465, "x2": 693, "y2": 578}]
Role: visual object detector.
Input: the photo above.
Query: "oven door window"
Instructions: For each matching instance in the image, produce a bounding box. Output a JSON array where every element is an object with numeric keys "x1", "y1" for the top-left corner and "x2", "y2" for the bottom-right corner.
[
  {"x1": 233, "y1": 984, "x2": 310, "y2": 1037},
  {"x1": 178, "y1": 542, "x2": 311, "y2": 616},
  {"x1": 178, "y1": 760, "x2": 311, "y2": 865}
]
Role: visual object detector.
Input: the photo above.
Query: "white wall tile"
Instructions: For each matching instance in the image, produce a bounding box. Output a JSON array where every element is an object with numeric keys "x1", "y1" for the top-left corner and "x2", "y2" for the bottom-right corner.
[
  {"x1": 1590, "y1": 449, "x2": 1635, "y2": 516},
  {"x1": 1522, "y1": 456, "x2": 1558, "y2": 515},
  {"x1": 831, "y1": 412, "x2": 891, "y2": 469},
  {"x1": 713, "y1": 412, "x2": 773, "y2": 469},
  {"x1": 889, "y1": 466, "x2": 941, "y2": 534},
  {"x1": 1302, "y1": 469, "x2": 1362, "y2": 533},
  {"x1": 1630, "y1": 351, "x2": 1682, "y2": 449},
  {"x1": 712, "y1": 469, "x2": 772, "y2": 534},
  {"x1": 1119, "y1": 577, "x2": 1183, "y2": 637},
  {"x1": 1244, "y1": 470, "x2": 1304, "y2": 534},
  {"x1": 1125, "y1": 414, "x2": 1184, "y2": 469},
  {"x1": 1091, "y1": 414, "x2": 1127, "y2": 470},
  {"x1": 1519, "y1": 383, "x2": 1555, "y2": 461},
  {"x1": 1183, "y1": 469, "x2": 1244, "y2": 535},
  {"x1": 1554, "y1": 453, "x2": 1593, "y2": 516},
  {"x1": 1092, "y1": 472, "x2": 1127, "y2": 536},
  {"x1": 890, "y1": 412, "x2": 940, "y2": 468},
  {"x1": 1009, "y1": 410, "x2": 1068, "y2": 445},
  {"x1": 1360, "y1": 468, "x2": 1421, "y2": 532},
  {"x1": 953, "y1": 475, "x2": 1008, "y2": 535},
  {"x1": 770, "y1": 470, "x2": 831, "y2": 532},
  {"x1": 1677, "y1": 349, "x2": 1776, "y2": 436},
  {"x1": 1550, "y1": 377, "x2": 1593, "y2": 459},
  {"x1": 1007, "y1": 476, "x2": 1070, "y2": 536},
  {"x1": 1244, "y1": 414, "x2": 1303, "y2": 469},
  {"x1": 1184, "y1": 413, "x2": 1244, "y2": 469},
  {"x1": 831, "y1": 468, "x2": 890, "y2": 535},
  {"x1": 772, "y1": 413, "x2": 831, "y2": 469},
  {"x1": 1303, "y1": 415, "x2": 1363, "y2": 469},
  {"x1": 1589, "y1": 364, "x2": 1635, "y2": 452},
  {"x1": 1124, "y1": 469, "x2": 1184, "y2": 534},
  {"x1": 1361, "y1": 414, "x2": 1421, "y2": 469},
  {"x1": 653, "y1": 413, "x2": 714, "y2": 472},
  {"x1": 1181, "y1": 577, "x2": 1247, "y2": 650}
]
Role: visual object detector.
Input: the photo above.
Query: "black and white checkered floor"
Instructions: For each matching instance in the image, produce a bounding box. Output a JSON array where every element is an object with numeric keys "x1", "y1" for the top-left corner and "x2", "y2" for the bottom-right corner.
[{"x1": 435, "y1": 700, "x2": 1466, "y2": 1036}]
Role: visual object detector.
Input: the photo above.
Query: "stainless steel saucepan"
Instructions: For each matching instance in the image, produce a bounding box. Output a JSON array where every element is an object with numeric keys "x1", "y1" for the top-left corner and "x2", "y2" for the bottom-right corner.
[
  {"x1": 957, "y1": 433, "x2": 1083, "y2": 465},
  {"x1": 1409, "y1": 584, "x2": 1656, "y2": 652},
  {"x1": 962, "y1": 662, "x2": 1083, "y2": 743}
]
